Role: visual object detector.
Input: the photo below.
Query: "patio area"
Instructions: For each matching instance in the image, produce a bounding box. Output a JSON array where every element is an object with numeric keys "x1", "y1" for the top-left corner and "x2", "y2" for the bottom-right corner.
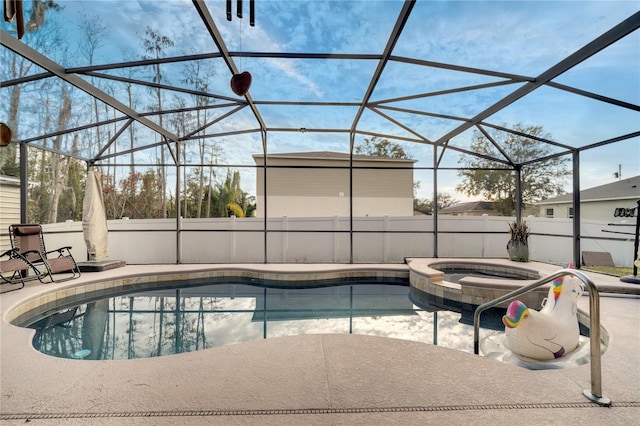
[
  {"x1": 1, "y1": 2, "x2": 639, "y2": 423},
  {"x1": 1, "y1": 261, "x2": 638, "y2": 424}
]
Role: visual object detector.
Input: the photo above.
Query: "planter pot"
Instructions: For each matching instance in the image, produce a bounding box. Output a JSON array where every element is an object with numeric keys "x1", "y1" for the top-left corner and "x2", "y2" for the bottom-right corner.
[{"x1": 507, "y1": 240, "x2": 529, "y2": 262}]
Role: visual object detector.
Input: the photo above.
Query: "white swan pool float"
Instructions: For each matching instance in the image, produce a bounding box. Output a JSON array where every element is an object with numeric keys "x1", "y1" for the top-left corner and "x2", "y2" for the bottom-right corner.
[{"x1": 502, "y1": 268, "x2": 585, "y2": 360}]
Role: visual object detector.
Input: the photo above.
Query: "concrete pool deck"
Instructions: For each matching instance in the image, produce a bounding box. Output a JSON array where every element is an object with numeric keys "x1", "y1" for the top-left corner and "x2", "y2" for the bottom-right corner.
[{"x1": 1, "y1": 260, "x2": 639, "y2": 424}]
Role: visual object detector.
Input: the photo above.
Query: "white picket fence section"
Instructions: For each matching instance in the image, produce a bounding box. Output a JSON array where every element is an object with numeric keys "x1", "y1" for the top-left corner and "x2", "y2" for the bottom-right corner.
[{"x1": 40, "y1": 215, "x2": 636, "y2": 267}]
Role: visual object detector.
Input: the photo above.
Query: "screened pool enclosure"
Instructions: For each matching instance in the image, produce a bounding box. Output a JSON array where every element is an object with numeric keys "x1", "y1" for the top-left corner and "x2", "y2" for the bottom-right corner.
[{"x1": 1, "y1": 1, "x2": 639, "y2": 265}]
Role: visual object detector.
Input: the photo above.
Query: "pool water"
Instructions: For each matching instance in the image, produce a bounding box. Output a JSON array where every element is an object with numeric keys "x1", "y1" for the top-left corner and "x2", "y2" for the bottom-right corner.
[{"x1": 28, "y1": 283, "x2": 499, "y2": 360}]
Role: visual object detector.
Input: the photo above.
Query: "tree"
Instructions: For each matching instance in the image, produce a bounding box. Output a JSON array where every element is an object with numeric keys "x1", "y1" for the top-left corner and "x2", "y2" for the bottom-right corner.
[
  {"x1": 47, "y1": 88, "x2": 73, "y2": 223},
  {"x1": 78, "y1": 13, "x2": 107, "y2": 159},
  {"x1": 413, "y1": 193, "x2": 457, "y2": 215},
  {"x1": 115, "y1": 46, "x2": 143, "y2": 174},
  {"x1": 214, "y1": 170, "x2": 255, "y2": 218},
  {"x1": 181, "y1": 57, "x2": 217, "y2": 218},
  {"x1": 25, "y1": 0, "x2": 62, "y2": 33},
  {"x1": 456, "y1": 123, "x2": 570, "y2": 216},
  {"x1": 56, "y1": 135, "x2": 85, "y2": 221},
  {"x1": 0, "y1": 1, "x2": 63, "y2": 177},
  {"x1": 142, "y1": 27, "x2": 174, "y2": 219},
  {"x1": 354, "y1": 136, "x2": 411, "y2": 159}
]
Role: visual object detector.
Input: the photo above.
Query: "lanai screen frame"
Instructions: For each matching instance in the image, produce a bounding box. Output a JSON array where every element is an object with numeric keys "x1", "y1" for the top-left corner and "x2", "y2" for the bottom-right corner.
[{"x1": 1, "y1": 1, "x2": 639, "y2": 266}]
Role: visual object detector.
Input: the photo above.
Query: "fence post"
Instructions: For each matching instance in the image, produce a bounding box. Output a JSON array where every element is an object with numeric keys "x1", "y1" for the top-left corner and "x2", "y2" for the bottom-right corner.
[
  {"x1": 333, "y1": 215, "x2": 339, "y2": 262},
  {"x1": 122, "y1": 217, "x2": 129, "y2": 263},
  {"x1": 282, "y1": 216, "x2": 288, "y2": 262},
  {"x1": 383, "y1": 214, "x2": 389, "y2": 262},
  {"x1": 482, "y1": 214, "x2": 488, "y2": 257},
  {"x1": 231, "y1": 215, "x2": 237, "y2": 262}
]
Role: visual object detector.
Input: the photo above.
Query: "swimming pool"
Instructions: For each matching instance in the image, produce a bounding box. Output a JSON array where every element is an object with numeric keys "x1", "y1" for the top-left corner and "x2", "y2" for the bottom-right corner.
[{"x1": 27, "y1": 280, "x2": 500, "y2": 360}]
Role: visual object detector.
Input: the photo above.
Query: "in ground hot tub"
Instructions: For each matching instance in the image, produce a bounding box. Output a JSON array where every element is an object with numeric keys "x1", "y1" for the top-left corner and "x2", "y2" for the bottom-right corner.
[{"x1": 408, "y1": 260, "x2": 545, "y2": 328}]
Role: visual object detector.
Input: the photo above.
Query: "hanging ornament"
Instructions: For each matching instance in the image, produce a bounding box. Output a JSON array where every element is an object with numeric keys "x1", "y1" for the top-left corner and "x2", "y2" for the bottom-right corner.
[
  {"x1": 228, "y1": 0, "x2": 253, "y2": 96},
  {"x1": 0, "y1": 122, "x2": 12, "y2": 147},
  {"x1": 4, "y1": 0, "x2": 25, "y2": 38},
  {"x1": 227, "y1": 0, "x2": 254, "y2": 26},
  {"x1": 230, "y1": 71, "x2": 252, "y2": 96}
]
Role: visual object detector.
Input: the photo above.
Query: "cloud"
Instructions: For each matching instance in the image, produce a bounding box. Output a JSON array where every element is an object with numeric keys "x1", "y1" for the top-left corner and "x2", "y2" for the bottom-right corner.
[
  {"x1": 265, "y1": 58, "x2": 325, "y2": 98},
  {"x1": 12, "y1": 0, "x2": 637, "y2": 195},
  {"x1": 396, "y1": 1, "x2": 639, "y2": 75}
]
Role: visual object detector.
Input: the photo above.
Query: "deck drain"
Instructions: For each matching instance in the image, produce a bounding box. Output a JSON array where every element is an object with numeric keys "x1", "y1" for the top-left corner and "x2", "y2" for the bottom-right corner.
[{"x1": 2, "y1": 402, "x2": 638, "y2": 420}]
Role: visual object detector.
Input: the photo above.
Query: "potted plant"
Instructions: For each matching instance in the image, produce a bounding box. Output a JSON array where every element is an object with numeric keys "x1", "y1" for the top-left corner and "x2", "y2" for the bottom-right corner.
[{"x1": 507, "y1": 220, "x2": 530, "y2": 262}]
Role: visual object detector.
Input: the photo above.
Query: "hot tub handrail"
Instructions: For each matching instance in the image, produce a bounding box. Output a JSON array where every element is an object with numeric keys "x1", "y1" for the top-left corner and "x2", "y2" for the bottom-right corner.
[{"x1": 472, "y1": 268, "x2": 610, "y2": 406}]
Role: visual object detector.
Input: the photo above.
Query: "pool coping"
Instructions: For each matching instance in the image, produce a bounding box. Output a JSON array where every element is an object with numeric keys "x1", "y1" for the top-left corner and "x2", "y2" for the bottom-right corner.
[
  {"x1": 5, "y1": 258, "x2": 639, "y2": 333},
  {"x1": 3, "y1": 263, "x2": 410, "y2": 326}
]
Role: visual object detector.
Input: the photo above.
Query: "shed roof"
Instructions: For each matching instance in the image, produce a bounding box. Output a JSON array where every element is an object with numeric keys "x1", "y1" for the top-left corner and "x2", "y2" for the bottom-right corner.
[{"x1": 253, "y1": 151, "x2": 417, "y2": 163}]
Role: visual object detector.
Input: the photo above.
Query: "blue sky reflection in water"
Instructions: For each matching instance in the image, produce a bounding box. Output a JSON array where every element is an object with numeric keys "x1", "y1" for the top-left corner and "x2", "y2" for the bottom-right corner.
[{"x1": 29, "y1": 283, "x2": 496, "y2": 360}]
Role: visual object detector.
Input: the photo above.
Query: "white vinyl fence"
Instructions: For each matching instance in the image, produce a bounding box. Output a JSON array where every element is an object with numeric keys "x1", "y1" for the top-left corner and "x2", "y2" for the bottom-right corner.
[{"x1": 39, "y1": 215, "x2": 636, "y2": 267}]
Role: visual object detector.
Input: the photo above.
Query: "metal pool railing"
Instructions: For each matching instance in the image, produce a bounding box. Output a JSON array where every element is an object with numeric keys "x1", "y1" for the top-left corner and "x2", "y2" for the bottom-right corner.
[{"x1": 473, "y1": 268, "x2": 611, "y2": 407}]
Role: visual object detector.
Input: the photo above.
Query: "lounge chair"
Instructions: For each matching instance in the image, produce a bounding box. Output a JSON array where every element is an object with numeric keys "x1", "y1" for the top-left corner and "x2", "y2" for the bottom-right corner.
[
  {"x1": 0, "y1": 248, "x2": 42, "y2": 292},
  {"x1": 9, "y1": 224, "x2": 81, "y2": 283}
]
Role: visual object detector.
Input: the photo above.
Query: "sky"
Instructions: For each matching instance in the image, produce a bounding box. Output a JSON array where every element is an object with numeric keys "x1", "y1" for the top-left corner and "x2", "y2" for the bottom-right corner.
[{"x1": 2, "y1": 0, "x2": 639, "y2": 202}]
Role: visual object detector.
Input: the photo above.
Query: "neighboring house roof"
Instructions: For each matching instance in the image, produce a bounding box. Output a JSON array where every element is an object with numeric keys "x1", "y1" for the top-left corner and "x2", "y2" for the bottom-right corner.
[
  {"x1": 439, "y1": 201, "x2": 495, "y2": 214},
  {"x1": 0, "y1": 175, "x2": 39, "y2": 188},
  {"x1": 537, "y1": 175, "x2": 640, "y2": 205},
  {"x1": 253, "y1": 151, "x2": 417, "y2": 164},
  {"x1": 0, "y1": 175, "x2": 20, "y2": 186}
]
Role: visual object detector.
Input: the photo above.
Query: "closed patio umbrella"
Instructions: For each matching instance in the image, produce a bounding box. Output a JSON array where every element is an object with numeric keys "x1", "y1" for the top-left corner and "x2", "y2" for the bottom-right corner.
[{"x1": 82, "y1": 169, "x2": 108, "y2": 261}]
